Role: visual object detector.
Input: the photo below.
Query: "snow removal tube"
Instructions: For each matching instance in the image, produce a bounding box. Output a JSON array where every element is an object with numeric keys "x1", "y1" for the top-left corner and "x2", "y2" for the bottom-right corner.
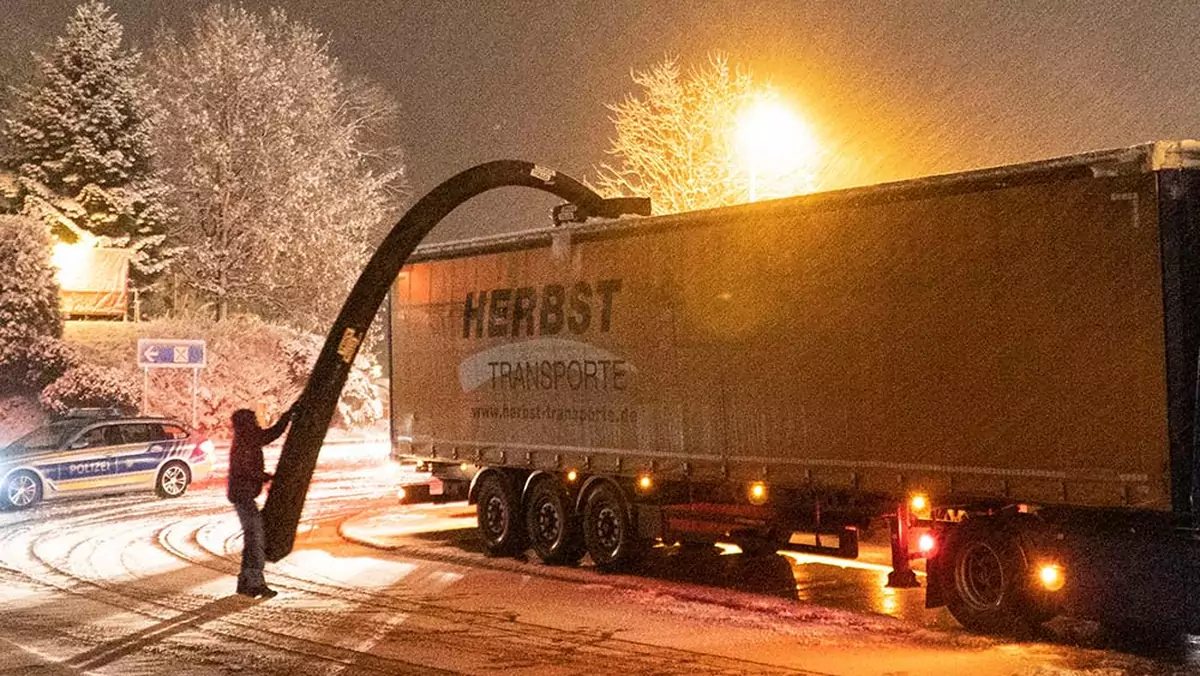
[{"x1": 262, "y1": 160, "x2": 648, "y2": 561}]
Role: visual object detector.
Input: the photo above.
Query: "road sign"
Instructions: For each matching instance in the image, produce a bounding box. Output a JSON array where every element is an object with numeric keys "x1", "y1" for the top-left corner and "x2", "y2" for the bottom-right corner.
[
  {"x1": 137, "y1": 339, "x2": 206, "y2": 368},
  {"x1": 138, "y1": 339, "x2": 206, "y2": 427}
]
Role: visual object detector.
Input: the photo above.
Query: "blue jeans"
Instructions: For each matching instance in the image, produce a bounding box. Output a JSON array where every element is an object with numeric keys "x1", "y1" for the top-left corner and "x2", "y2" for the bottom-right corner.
[{"x1": 233, "y1": 499, "x2": 266, "y2": 590}]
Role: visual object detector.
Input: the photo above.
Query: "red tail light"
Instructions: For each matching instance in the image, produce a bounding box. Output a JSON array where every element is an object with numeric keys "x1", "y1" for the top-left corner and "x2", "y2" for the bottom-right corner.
[{"x1": 190, "y1": 438, "x2": 215, "y2": 462}]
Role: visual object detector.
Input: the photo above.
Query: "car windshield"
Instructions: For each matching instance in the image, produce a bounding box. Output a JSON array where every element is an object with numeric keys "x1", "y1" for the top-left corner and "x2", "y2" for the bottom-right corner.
[{"x1": 3, "y1": 421, "x2": 83, "y2": 455}]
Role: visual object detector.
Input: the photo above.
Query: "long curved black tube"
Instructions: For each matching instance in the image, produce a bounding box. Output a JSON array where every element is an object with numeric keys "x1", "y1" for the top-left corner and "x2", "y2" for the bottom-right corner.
[{"x1": 262, "y1": 160, "x2": 612, "y2": 561}]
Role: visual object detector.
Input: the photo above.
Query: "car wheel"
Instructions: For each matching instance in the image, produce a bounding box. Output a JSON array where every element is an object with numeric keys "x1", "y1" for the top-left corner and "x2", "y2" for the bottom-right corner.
[
  {"x1": 475, "y1": 472, "x2": 526, "y2": 556},
  {"x1": 156, "y1": 461, "x2": 191, "y2": 498},
  {"x1": 3, "y1": 471, "x2": 42, "y2": 510},
  {"x1": 524, "y1": 476, "x2": 585, "y2": 565}
]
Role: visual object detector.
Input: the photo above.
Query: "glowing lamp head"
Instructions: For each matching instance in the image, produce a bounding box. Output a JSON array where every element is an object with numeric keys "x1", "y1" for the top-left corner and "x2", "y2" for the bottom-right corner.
[
  {"x1": 735, "y1": 94, "x2": 821, "y2": 199},
  {"x1": 460, "y1": 463, "x2": 470, "y2": 472},
  {"x1": 910, "y1": 495, "x2": 928, "y2": 512},
  {"x1": 397, "y1": 486, "x2": 407, "y2": 502},
  {"x1": 51, "y1": 240, "x2": 93, "y2": 289},
  {"x1": 917, "y1": 533, "x2": 936, "y2": 555},
  {"x1": 1038, "y1": 564, "x2": 1065, "y2": 591},
  {"x1": 566, "y1": 470, "x2": 578, "y2": 483},
  {"x1": 637, "y1": 475, "x2": 653, "y2": 491},
  {"x1": 748, "y1": 481, "x2": 768, "y2": 505}
]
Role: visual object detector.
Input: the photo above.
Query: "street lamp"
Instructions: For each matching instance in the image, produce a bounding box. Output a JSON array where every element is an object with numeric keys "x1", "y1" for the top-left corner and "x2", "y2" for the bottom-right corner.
[{"x1": 735, "y1": 95, "x2": 820, "y2": 201}]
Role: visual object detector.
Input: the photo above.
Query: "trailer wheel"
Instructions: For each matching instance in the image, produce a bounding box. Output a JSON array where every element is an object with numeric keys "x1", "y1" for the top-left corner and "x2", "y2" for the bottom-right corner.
[
  {"x1": 525, "y1": 477, "x2": 585, "y2": 565},
  {"x1": 475, "y1": 472, "x2": 526, "y2": 556},
  {"x1": 944, "y1": 525, "x2": 1036, "y2": 635},
  {"x1": 582, "y1": 482, "x2": 644, "y2": 572}
]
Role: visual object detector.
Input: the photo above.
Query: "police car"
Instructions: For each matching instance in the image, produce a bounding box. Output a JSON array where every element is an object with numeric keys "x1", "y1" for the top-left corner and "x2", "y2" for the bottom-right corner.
[{"x1": 0, "y1": 409, "x2": 214, "y2": 509}]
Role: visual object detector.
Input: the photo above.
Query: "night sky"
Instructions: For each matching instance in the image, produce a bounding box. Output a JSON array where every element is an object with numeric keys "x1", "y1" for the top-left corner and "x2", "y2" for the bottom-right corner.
[{"x1": 4, "y1": 1, "x2": 1200, "y2": 240}]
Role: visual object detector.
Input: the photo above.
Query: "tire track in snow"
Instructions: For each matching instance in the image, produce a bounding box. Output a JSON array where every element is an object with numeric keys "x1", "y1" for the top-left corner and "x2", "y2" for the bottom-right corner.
[
  {"x1": 0, "y1": 491, "x2": 454, "y2": 674},
  {"x1": 0, "y1": 468, "x2": 828, "y2": 675}
]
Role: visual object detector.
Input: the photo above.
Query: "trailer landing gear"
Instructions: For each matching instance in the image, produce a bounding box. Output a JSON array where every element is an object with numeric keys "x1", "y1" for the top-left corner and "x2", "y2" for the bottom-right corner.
[{"x1": 887, "y1": 502, "x2": 920, "y2": 588}]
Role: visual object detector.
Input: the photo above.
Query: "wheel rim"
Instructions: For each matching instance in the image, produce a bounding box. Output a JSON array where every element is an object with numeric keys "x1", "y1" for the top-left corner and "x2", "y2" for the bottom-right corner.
[
  {"x1": 161, "y1": 466, "x2": 188, "y2": 496},
  {"x1": 8, "y1": 475, "x2": 37, "y2": 507},
  {"x1": 956, "y1": 541, "x2": 1006, "y2": 609},
  {"x1": 483, "y1": 494, "x2": 507, "y2": 539},
  {"x1": 595, "y1": 505, "x2": 621, "y2": 553},
  {"x1": 533, "y1": 499, "x2": 561, "y2": 546}
]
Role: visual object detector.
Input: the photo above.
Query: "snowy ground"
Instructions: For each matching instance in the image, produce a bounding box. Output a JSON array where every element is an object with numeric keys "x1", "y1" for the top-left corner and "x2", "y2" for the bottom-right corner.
[{"x1": 0, "y1": 446, "x2": 1197, "y2": 675}]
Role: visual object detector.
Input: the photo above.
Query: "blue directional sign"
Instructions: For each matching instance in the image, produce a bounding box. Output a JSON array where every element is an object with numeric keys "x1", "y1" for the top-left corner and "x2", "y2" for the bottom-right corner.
[{"x1": 137, "y1": 339, "x2": 206, "y2": 369}]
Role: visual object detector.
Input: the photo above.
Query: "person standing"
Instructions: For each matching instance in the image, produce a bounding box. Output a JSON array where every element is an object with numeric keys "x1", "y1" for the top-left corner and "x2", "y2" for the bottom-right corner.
[{"x1": 227, "y1": 405, "x2": 296, "y2": 598}]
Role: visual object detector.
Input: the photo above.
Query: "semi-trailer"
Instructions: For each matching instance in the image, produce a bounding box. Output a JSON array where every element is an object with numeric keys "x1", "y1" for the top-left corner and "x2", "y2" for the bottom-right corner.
[{"x1": 389, "y1": 141, "x2": 1200, "y2": 635}]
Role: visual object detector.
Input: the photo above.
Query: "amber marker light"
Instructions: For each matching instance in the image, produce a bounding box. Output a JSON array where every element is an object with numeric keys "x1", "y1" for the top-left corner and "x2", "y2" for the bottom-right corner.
[
  {"x1": 909, "y1": 493, "x2": 932, "y2": 520},
  {"x1": 397, "y1": 487, "x2": 407, "y2": 501},
  {"x1": 1038, "y1": 564, "x2": 1065, "y2": 591},
  {"x1": 566, "y1": 470, "x2": 578, "y2": 483},
  {"x1": 637, "y1": 475, "x2": 654, "y2": 492},
  {"x1": 748, "y1": 481, "x2": 768, "y2": 505}
]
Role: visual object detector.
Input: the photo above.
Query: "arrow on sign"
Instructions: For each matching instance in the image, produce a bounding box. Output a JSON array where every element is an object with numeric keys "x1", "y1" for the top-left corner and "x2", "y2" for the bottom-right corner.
[{"x1": 137, "y1": 338, "x2": 206, "y2": 368}]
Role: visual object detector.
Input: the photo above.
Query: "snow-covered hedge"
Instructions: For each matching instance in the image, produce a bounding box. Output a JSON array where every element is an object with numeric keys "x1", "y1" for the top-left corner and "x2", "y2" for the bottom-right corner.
[
  {"x1": 282, "y1": 334, "x2": 384, "y2": 427},
  {"x1": 39, "y1": 364, "x2": 139, "y2": 416},
  {"x1": 0, "y1": 396, "x2": 47, "y2": 447},
  {"x1": 64, "y1": 316, "x2": 384, "y2": 437},
  {"x1": 11, "y1": 336, "x2": 76, "y2": 391}
]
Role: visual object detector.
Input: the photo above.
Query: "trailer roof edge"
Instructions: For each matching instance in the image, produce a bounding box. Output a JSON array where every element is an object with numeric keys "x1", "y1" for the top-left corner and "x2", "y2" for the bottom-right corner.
[{"x1": 409, "y1": 140, "x2": 1200, "y2": 262}]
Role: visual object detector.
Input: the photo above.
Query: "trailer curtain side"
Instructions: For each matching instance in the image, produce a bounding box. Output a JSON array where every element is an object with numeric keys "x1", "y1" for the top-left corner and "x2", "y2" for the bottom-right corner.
[{"x1": 392, "y1": 164, "x2": 1179, "y2": 511}]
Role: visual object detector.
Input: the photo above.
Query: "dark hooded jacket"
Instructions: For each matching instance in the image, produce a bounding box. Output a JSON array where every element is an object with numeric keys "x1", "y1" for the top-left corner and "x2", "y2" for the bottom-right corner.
[{"x1": 227, "y1": 409, "x2": 291, "y2": 503}]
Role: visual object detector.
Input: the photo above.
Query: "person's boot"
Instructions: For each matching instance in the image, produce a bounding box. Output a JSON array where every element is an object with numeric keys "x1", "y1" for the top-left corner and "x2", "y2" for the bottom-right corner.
[
  {"x1": 236, "y1": 580, "x2": 253, "y2": 596},
  {"x1": 252, "y1": 586, "x2": 278, "y2": 599}
]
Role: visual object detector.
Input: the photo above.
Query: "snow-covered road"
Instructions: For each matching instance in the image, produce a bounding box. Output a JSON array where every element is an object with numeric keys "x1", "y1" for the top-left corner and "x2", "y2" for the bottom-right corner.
[{"x1": 0, "y1": 451, "x2": 1196, "y2": 675}]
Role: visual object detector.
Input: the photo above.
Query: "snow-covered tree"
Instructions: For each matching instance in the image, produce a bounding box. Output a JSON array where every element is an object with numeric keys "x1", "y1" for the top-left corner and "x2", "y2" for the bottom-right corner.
[
  {"x1": 3, "y1": 0, "x2": 175, "y2": 287},
  {"x1": 594, "y1": 54, "x2": 819, "y2": 215},
  {"x1": 0, "y1": 215, "x2": 60, "y2": 341},
  {"x1": 149, "y1": 5, "x2": 406, "y2": 329},
  {"x1": 0, "y1": 215, "x2": 71, "y2": 395},
  {"x1": 0, "y1": 42, "x2": 31, "y2": 125}
]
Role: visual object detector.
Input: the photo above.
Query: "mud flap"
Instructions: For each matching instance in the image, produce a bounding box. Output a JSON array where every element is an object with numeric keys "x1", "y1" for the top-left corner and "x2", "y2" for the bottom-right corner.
[
  {"x1": 260, "y1": 160, "x2": 647, "y2": 561},
  {"x1": 924, "y1": 547, "x2": 948, "y2": 608}
]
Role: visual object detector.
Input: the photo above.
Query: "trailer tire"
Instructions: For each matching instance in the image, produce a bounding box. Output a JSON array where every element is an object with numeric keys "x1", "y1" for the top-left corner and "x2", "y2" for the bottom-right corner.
[
  {"x1": 525, "y1": 477, "x2": 585, "y2": 565},
  {"x1": 475, "y1": 472, "x2": 526, "y2": 557},
  {"x1": 944, "y1": 524, "x2": 1037, "y2": 635},
  {"x1": 582, "y1": 482, "x2": 644, "y2": 572}
]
